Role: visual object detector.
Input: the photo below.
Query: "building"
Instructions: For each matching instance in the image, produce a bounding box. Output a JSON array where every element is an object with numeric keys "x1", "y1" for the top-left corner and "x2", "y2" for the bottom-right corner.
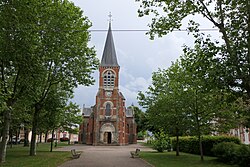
[
  {"x1": 78, "y1": 22, "x2": 137, "y2": 145},
  {"x1": 230, "y1": 126, "x2": 249, "y2": 144}
]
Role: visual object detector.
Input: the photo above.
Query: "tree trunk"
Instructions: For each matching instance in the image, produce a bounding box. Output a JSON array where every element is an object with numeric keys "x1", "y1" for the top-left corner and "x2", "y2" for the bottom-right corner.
[
  {"x1": 50, "y1": 129, "x2": 54, "y2": 152},
  {"x1": 45, "y1": 131, "x2": 48, "y2": 143},
  {"x1": 24, "y1": 127, "x2": 29, "y2": 147},
  {"x1": 198, "y1": 134, "x2": 204, "y2": 161},
  {"x1": 68, "y1": 133, "x2": 71, "y2": 145},
  {"x1": 176, "y1": 133, "x2": 180, "y2": 156},
  {"x1": 0, "y1": 110, "x2": 11, "y2": 163},
  {"x1": 9, "y1": 130, "x2": 13, "y2": 148},
  {"x1": 15, "y1": 130, "x2": 19, "y2": 145},
  {"x1": 29, "y1": 105, "x2": 40, "y2": 156},
  {"x1": 39, "y1": 132, "x2": 42, "y2": 143}
]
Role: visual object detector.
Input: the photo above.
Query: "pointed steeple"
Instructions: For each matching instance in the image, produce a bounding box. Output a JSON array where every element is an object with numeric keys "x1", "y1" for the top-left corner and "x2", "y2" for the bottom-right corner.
[{"x1": 100, "y1": 22, "x2": 119, "y2": 67}]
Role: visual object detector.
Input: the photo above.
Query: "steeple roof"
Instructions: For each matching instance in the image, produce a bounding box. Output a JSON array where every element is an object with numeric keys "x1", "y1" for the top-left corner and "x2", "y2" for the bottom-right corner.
[{"x1": 100, "y1": 23, "x2": 119, "y2": 67}]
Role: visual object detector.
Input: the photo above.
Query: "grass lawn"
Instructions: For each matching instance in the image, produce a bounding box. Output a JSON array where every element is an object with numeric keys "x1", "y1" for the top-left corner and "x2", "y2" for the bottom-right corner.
[
  {"x1": 0, "y1": 142, "x2": 71, "y2": 167},
  {"x1": 140, "y1": 151, "x2": 237, "y2": 167}
]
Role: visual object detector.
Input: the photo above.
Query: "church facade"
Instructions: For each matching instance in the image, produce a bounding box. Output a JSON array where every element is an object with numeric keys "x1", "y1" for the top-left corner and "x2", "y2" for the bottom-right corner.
[{"x1": 78, "y1": 23, "x2": 137, "y2": 145}]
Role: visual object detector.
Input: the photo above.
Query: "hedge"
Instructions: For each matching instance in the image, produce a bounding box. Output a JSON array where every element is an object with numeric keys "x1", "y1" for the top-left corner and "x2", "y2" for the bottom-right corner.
[
  {"x1": 171, "y1": 135, "x2": 240, "y2": 156},
  {"x1": 212, "y1": 142, "x2": 250, "y2": 166}
]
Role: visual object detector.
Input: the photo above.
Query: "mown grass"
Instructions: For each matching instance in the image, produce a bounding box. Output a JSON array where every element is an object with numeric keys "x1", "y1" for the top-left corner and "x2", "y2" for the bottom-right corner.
[
  {"x1": 0, "y1": 142, "x2": 71, "y2": 167},
  {"x1": 140, "y1": 151, "x2": 237, "y2": 167}
]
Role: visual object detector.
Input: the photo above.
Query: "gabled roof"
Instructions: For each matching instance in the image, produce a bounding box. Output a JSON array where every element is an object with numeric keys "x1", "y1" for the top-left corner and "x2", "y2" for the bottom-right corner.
[
  {"x1": 119, "y1": 92, "x2": 125, "y2": 100},
  {"x1": 100, "y1": 23, "x2": 119, "y2": 67}
]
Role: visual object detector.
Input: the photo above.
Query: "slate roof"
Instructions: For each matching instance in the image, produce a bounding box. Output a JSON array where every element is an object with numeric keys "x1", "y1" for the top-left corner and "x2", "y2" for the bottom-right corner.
[
  {"x1": 100, "y1": 23, "x2": 119, "y2": 67},
  {"x1": 119, "y1": 92, "x2": 125, "y2": 100}
]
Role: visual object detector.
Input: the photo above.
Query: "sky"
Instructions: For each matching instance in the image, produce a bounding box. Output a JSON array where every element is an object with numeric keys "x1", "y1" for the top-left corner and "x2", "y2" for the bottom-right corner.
[{"x1": 70, "y1": 0, "x2": 219, "y2": 109}]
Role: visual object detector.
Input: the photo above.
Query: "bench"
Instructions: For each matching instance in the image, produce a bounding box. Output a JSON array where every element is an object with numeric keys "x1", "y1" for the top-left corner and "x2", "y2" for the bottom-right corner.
[
  {"x1": 130, "y1": 148, "x2": 140, "y2": 158},
  {"x1": 71, "y1": 149, "x2": 81, "y2": 159}
]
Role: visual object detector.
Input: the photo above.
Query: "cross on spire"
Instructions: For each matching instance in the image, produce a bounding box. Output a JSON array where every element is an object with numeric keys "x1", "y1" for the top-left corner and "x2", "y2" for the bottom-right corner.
[{"x1": 108, "y1": 12, "x2": 113, "y2": 24}]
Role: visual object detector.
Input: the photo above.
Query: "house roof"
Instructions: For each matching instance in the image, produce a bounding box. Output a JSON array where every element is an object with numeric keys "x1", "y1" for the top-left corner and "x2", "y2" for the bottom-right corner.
[
  {"x1": 100, "y1": 23, "x2": 119, "y2": 67},
  {"x1": 119, "y1": 92, "x2": 125, "y2": 100}
]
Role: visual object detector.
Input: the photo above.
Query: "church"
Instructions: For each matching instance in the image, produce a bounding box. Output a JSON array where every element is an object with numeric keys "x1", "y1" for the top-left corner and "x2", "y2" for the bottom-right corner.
[{"x1": 78, "y1": 22, "x2": 137, "y2": 145}]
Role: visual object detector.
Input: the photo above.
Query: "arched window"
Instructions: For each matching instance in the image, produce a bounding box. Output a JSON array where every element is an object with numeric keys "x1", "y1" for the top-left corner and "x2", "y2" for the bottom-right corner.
[
  {"x1": 103, "y1": 70, "x2": 115, "y2": 87},
  {"x1": 105, "y1": 103, "x2": 111, "y2": 116}
]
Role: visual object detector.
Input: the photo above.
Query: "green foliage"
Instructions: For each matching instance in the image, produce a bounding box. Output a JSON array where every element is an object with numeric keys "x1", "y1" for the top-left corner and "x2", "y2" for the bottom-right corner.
[
  {"x1": 212, "y1": 142, "x2": 239, "y2": 163},
  {"x1": 60, "y1": 102, "x2": 82, "y2": 134},
  {"x1": 137, "y1": 1, "x2": 249, "y2": 85},
  {"x1": 236, "y1": 144, "x2": 250, "y2": 167},
  {"x1": 130, "y1": 106, "x2": 147, "y2": 132},
  {"x1": 212, "y1": 142, "x2": 250, "y2": 166},
  {"x1": 231, "y1": 98, "x2": 250, "y2": 129},
  {"x1": 136, "y1": 0, "x2": 250, "y2": 162},
  {"x1": 137, "y1": 62, "x2": 192, "y2": 136},
  {"x1": 0, "y1": 0, "x2": 99, "y2": 159},
  {"x1": 137, "y1": 55, "x2": 237, "y2": 159},
  {"x1": 172, "y1": 136, "x2": 241, "y2": 156},
  {"x1": 137, "y1": 131, "x2": 145, "y2": 140},
  {"x1": 152, "y1": 130, "x2": 171, "y2": 152}
]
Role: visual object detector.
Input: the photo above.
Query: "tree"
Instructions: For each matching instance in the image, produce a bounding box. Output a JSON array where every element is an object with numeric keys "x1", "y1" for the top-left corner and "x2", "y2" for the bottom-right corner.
[
  {"x1": 130, "y1": 106, "x2": 146, "y2": 133},
  {"x1": 137, "y1": 0, "x2": 250, "y2": 128},
  {"x1": 60, "y1": 102, "x2": 82, "y2": 145},
  {"x1": 38, "y1": 85, "x2": 70, "y2": 151},
  {"x1": 139, "y1": 0, "x2": 250, "y2": 158},
  {"x1": 0, "y1": 0, "x2": 99, "y2": 161},
  {"x1": 26, "y1": 0, "x2": 98, "y2": 155},
  {"x1": 0, "y1": 0, "x2": 40, "y2": 162},
  {"x1": 137, "y1": 0, "x2": 249, "y2": 69},
  {"x1": 138, "y1": 41, "x2": 238, "y2": 159},
  {"x1": 138, "y1": 62, "x2": 192, "y2": 156},
  {"x1": 152, "y1": 129, "x2": 171, "y2": 152}
]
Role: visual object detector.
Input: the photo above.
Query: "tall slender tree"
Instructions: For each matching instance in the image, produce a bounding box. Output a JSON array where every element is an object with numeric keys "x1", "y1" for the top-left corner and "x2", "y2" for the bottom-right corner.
[
  {"x1": 138, "y1": 62, "x2": 191, "y2": 156},
  {"x1": 0, "y1": 0, "x2": 40, "y2": 162}
]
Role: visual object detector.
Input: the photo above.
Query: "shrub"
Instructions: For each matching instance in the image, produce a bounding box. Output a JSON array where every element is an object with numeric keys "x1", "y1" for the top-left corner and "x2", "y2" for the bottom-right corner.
[
  {"x1": 235, "y1": 144, "x2": 250, "y2": 167},
  {"x1": 212, "y1": 142, "x2": 250, "y2": 167},
  {"x1": 152, "y1": 130, "x2": 171, "y2": 152},
  {"x1": 171, "y1": 136, "x2": 240, "y2": 156},
  {"x1": 212, "y1": 142, "x2": 239, "y2": 164},
  {"x1": 137, "y1": 131, "x2": 145, "y2": 140}
]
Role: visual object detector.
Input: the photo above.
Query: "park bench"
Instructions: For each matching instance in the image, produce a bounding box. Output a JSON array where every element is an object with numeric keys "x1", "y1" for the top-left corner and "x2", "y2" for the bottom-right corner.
[
  {"x1": 130, "y1": 148, "x2": 140, "y2": 158},
  {"x1": 71, "y1": 149, "x2": 81, "y2": 159}
]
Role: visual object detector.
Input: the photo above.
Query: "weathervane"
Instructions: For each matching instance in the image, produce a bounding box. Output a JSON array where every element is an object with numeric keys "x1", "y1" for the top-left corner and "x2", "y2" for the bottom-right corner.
[{"x1": 108, "y1": 12, "x2": 113, "y2": 24}]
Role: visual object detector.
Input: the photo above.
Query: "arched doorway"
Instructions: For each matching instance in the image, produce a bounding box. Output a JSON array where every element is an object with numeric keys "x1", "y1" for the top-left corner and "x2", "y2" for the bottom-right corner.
[
  {"x1": 104, "y1": 132, "x2": 112, "y2": 144},
  {"x1": 100, "y1": 123, "x2": 116, "y2": 144}
]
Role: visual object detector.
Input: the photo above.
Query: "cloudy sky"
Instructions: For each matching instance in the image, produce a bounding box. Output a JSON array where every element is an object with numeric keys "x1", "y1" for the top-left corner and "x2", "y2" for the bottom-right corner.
[{"x1": 70, "y1": 0, "x2": 219, "y2": 109}]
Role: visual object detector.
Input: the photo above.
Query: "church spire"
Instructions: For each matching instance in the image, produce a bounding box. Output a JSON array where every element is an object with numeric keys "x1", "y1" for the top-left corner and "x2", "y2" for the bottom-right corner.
[{"x1": 100, "y1": 13, "x2": 119, "y2": 67}]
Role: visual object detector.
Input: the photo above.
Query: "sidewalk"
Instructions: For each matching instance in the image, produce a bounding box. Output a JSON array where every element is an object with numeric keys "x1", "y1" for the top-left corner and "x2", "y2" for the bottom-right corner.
[{"x1": 57, "y1": 143, "x2": 154, "y2": 167}]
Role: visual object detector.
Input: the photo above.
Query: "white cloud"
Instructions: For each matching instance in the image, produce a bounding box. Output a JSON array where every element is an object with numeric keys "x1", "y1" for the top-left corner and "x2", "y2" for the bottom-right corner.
[{"x1": 70, "y1": 0, "x2": 219, "y2": 109}]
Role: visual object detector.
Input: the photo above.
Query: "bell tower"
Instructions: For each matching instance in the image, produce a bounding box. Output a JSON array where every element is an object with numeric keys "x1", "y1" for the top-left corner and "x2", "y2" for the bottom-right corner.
[
  {"x1": 98, "y1": 20, "x2": 120, "y2": 98},
  {"x1": 79, "y1": 14, "x2": 137, "y2": 146}
]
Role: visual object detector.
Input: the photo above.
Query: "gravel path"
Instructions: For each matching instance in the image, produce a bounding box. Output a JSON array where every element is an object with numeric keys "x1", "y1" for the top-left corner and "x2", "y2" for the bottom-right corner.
[{"x1": 57, "y1": 143, "x2": 154, "y2": 167}]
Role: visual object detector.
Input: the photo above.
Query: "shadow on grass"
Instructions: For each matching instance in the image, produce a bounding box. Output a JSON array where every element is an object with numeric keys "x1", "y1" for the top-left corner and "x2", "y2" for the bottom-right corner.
[
  {"x1": 1, "y1": 143, "x2": 71, "y2": 167},
  {"x1": 140, "y1": 151, "x2": 237, "y2": 167}
]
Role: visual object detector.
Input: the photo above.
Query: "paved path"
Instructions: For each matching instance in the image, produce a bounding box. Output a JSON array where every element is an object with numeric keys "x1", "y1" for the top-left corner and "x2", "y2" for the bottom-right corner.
[{"x1": 57, "y1": 143, "x2": 154, "y2": 167}]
